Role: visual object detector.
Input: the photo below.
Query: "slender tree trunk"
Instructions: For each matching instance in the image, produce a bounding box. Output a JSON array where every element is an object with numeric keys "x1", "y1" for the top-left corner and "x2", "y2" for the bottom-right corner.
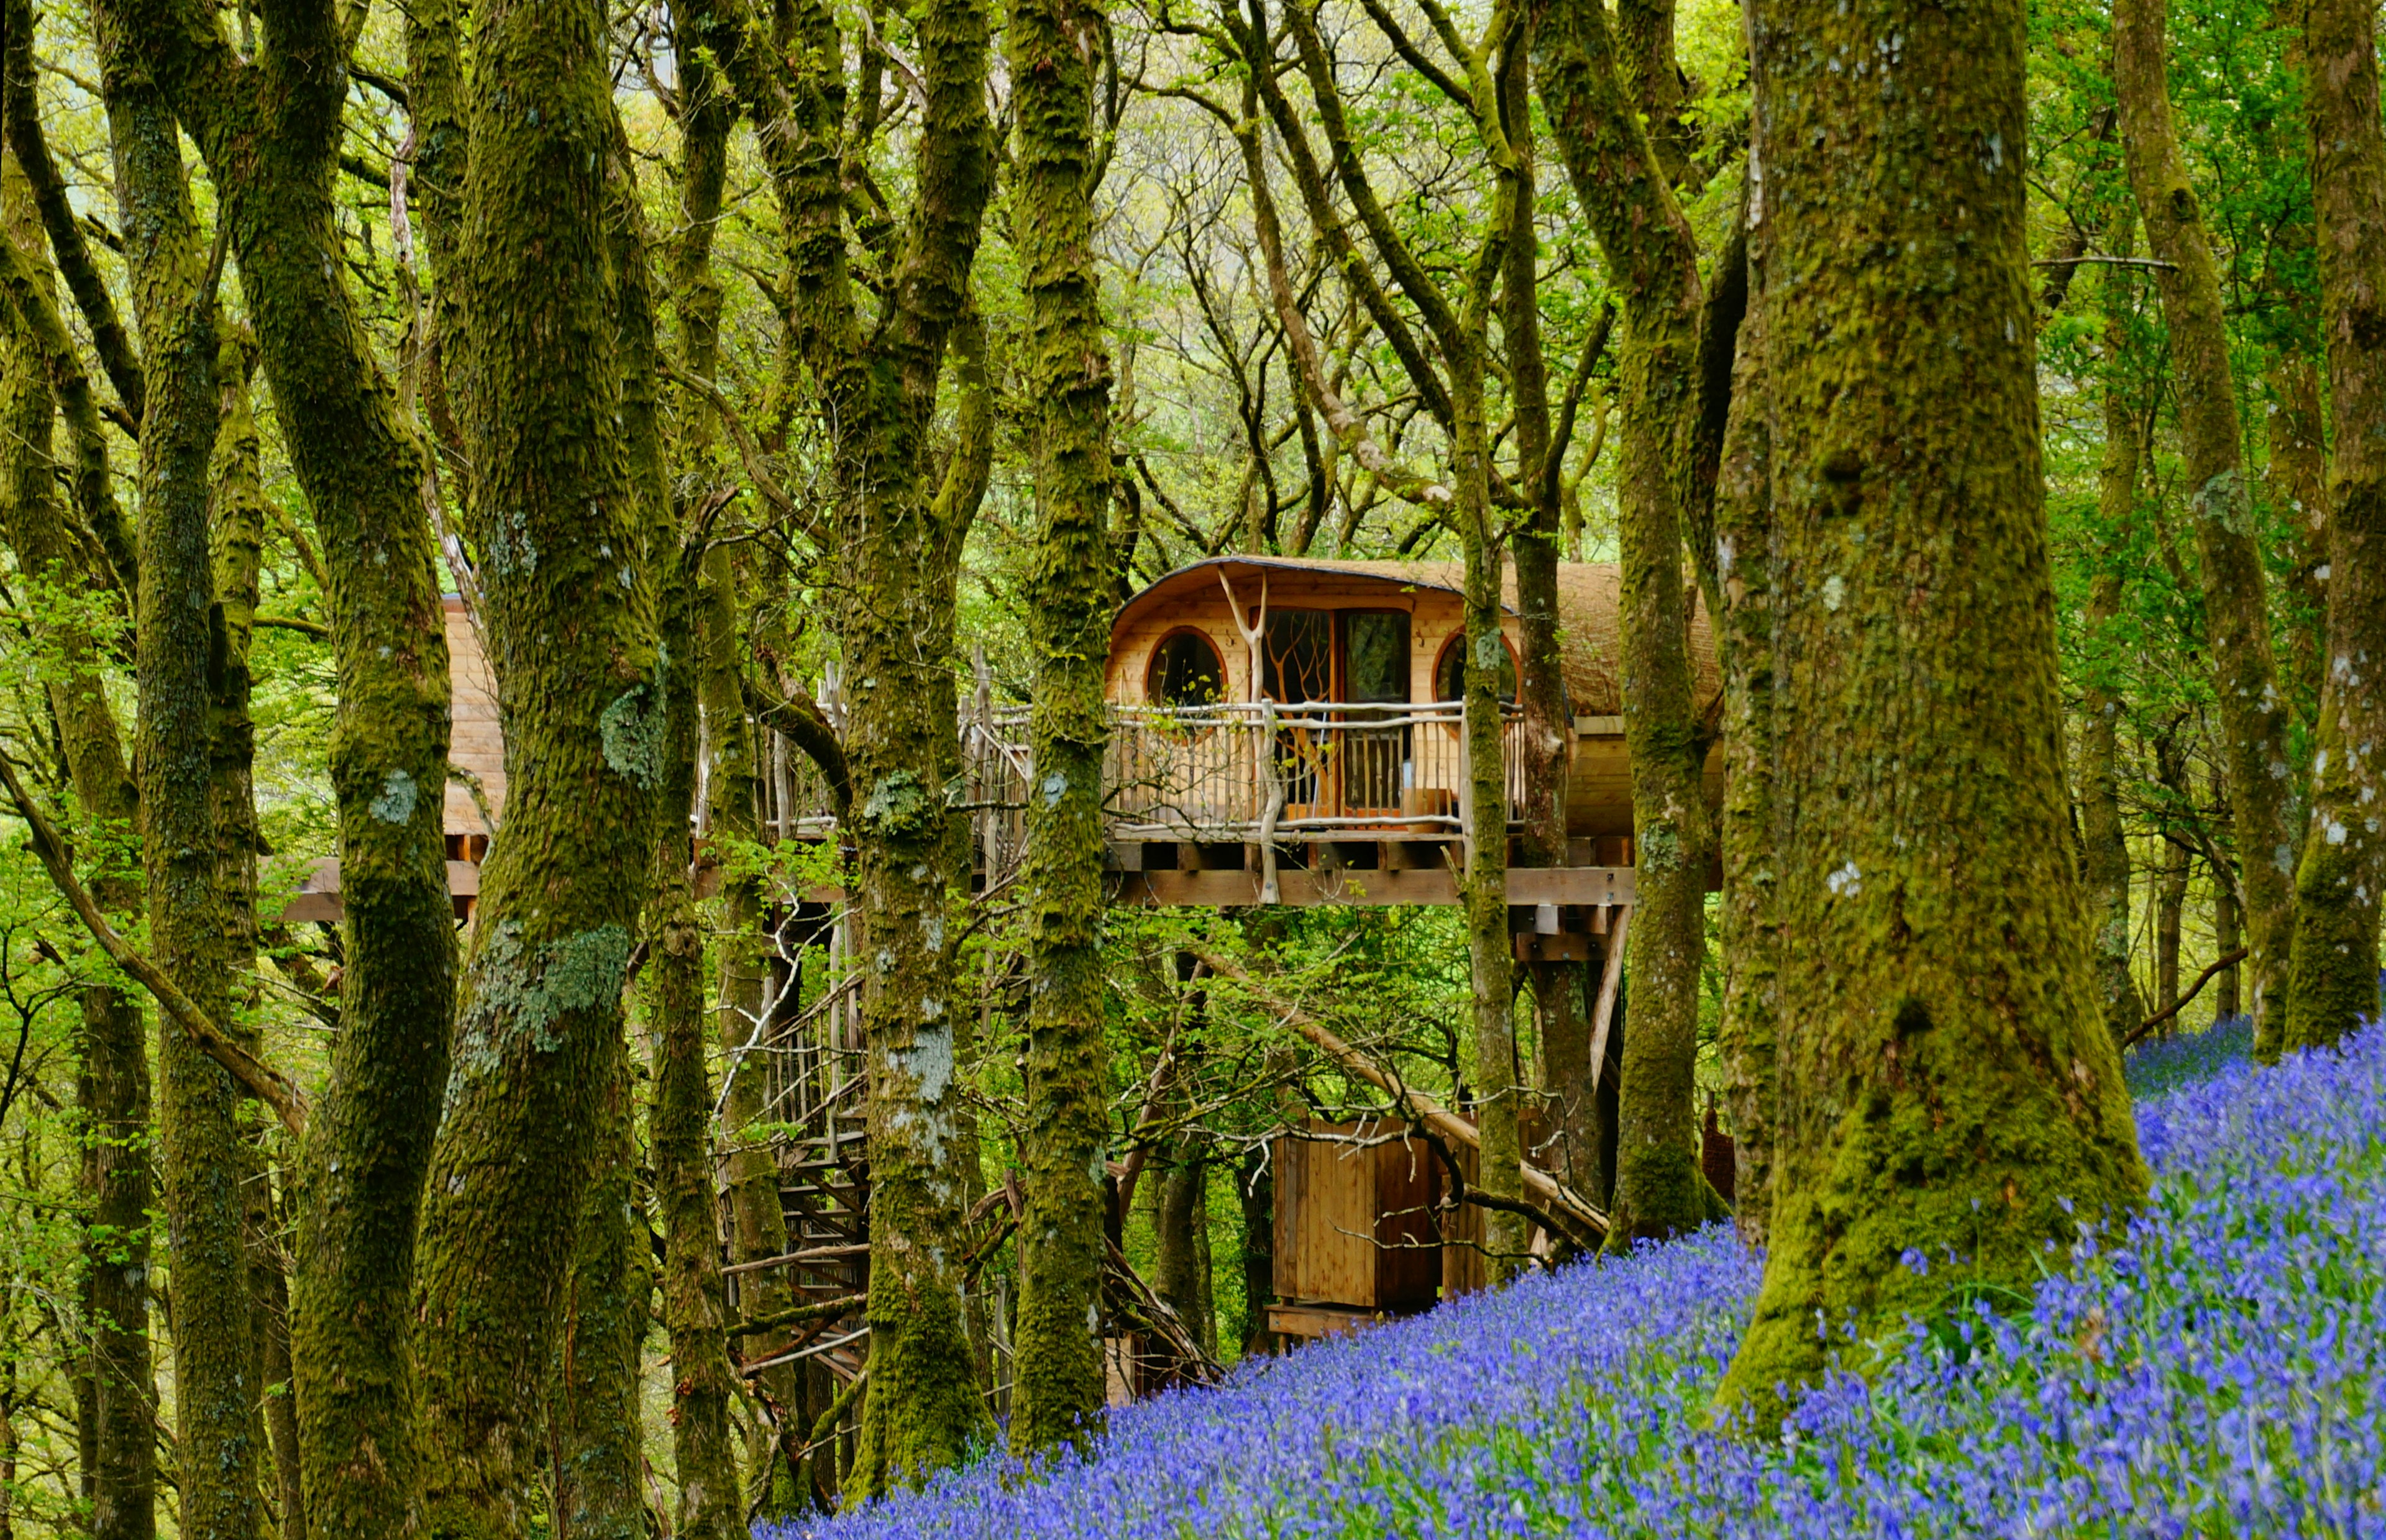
[
  {"x1": 1235, "y1": 1145, "x2": 1274, "y2": 1356},
  {"x1": 2084, "y1": 263, "x2": 2145, "y2": 1050},
  {"x1": 2215, "y1": 845, "x2": 2242, "y2": 1019},
  {"x1": 1502, "y1": 32, "x2": 1586, "y2": 1210},
  {"x1": 1535, "y1": 0, "x2": 1713, "y2": 1247},
  {"x1": 1713, "y1": 235, "x2": 1777, "y2": 1249},
  {"x1": 414, "y1": 6, "x2": 662, "y2": 1533},
  {"x1": 208, "y1": 330, "x2": 304, "y2": 1540},
  {"x1": 1715, "y1": 0, "x2": 2148, "y2": 1420},
  {"x1": 2152, "y1": 730, "x2": 2192, "y2": 1023},
  {"x1": 1152, "y1": 1142, "x2": 1205, "y2": 1353},
  {"x1": 552, "y1": 1037, "x2": 646, "y2": 1540},
  {"x1": 656, "y1": 1, "x2": 809, "y2": 1503},
  {"x1": 2157, "y1": 841, "x2": 2187, "y2": 1018},
  {"x1": 0, "y1": 154, "x2": 153, "y2": 1540},
  {"x1": 697, "y1": 560, "x2": 803, "y2": 1506},
  {"x1": 1009, "y1": 0, "x2": 1117, "y2": 1456},
  {"x1": 2113, "y1": 0, "x2": 2298, "y2": 1050},
  {"x1": 647, "y1": 542, "x2": 744, "y2": 1540},
  {"x1": 1456, "y1": 509, "x2": 1524, "y2": 1274},
  {"x1": 2287, "y1": 0, "x2": 2386, "y2": 1050}
]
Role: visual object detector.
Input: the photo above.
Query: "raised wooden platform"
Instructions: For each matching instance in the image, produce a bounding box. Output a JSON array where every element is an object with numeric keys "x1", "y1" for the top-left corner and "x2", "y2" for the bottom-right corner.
[{"x1": 1111, "y1": 863, "x2": 1634, "y2": 908}]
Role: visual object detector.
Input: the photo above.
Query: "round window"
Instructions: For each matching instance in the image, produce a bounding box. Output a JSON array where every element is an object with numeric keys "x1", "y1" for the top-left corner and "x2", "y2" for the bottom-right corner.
[
  {"x1": 1146, "y1": 629, "x2": 1226, "y2": 707},
  {"x1": 1433, "y1": 631, "x2": 1516, "y2": 703}
]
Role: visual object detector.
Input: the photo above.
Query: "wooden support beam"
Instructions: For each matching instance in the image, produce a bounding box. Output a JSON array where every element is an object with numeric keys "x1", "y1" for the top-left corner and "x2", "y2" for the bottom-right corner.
[
  {"x1": 1268, "y1": 1303, "x2": 1383, "y2": 1340},
  {"x1": 1587, "y1": 905, "x2": 1632, "y2": 1092},
  {"x1": 1119, "y1": 865, "x2": 1634, "y2": 909}
]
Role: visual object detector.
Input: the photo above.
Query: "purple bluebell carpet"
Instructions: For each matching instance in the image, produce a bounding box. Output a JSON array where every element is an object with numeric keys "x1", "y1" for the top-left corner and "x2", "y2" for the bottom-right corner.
[{"x1": 787, "y1": 1014, "x2": 2384, "y2": 1538}]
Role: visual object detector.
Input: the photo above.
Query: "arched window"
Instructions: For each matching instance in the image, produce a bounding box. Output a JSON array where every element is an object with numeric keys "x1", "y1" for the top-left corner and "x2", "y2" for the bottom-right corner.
[
  {"x1": 1146, "y1": 629, "x2": 1226, "y2": 707},
  {"x1": 1433, "y1": 631, "x2": 1516, "y2": 704}
]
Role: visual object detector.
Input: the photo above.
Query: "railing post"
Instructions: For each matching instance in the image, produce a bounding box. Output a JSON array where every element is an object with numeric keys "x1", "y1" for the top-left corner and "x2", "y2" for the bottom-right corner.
[{"x1": 1257, "y1": 701, "x2": 1285, "y2": 904}]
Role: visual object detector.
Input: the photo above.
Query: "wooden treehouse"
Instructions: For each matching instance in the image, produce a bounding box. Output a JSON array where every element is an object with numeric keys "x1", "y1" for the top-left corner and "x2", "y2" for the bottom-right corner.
[{"x1": 278, "y1": 558, "x2": 1721, "y2": 1390}]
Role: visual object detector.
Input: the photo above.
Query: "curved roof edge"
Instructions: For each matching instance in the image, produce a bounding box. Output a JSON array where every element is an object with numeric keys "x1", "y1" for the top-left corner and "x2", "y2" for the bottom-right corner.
[{"x1": 1110, "y1": 554, "x2": 1719, "y2": 719}]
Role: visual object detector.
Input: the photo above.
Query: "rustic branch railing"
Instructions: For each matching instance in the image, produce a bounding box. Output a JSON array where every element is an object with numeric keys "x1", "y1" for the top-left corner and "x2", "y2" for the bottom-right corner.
[
  {"x1": 767, "y1": 699, "x2": 1527, "y2": 870},
  {"x1": 1103, "y1": 701, "x2": 1524, "y2": 843}
]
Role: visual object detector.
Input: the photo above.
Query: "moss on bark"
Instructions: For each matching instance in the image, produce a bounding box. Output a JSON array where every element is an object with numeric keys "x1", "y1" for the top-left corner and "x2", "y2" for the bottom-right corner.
[
  {"x1": 1713, "y1": 266, "x2": 1777, "y2": 1248},
  {"x1": 2285, "y1": 0, "x2": 2386, "y2": 1050},
  {"x1": 552, "y1": 1035, "x2": 647, "y2": 1540},
  {"x1": 100, "y1": 7, "x2": 464, "y2": 1536},
  {"x1": 2084, "y1": 261, "x2": 2145, "y2": 1052},
  {"x1": 766, "y1": 0, "x2": 1000, "y2": 1491},
  {"x1": 1713, "y1": 0, "x2": 2149, "y2": 1423},
  {"x1": 1535, "y1": 0, "x2": 1714, "y2": 1249},
  {"x1": 108, "y1": 51, "x2": 268, "y2": 1540},
  {"x1": 1008, "y1": 0, "x2": 1117, "y2": 1457},
  {"x1": 413, "y1": 6, "x2": 662, "y2": 1535},
  {"x1": 646, "y1": 538, "x2": 744, "y2": 1540}
]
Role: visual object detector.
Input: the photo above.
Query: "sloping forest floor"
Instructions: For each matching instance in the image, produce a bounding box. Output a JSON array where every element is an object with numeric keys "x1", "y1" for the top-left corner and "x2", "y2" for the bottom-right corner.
[{"x1": 792, "y1": 1010, "x2": 2385, "y2": 1538}]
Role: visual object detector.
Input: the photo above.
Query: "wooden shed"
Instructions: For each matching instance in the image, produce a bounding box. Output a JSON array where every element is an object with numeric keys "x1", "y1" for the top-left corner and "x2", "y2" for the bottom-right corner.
[{"x1": 1268, "y1": 1121, "x2": 1450, "y2": 1339}]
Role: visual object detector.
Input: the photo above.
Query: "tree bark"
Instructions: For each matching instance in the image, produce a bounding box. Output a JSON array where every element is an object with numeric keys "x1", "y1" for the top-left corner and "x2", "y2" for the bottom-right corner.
[
  {"x1": 2113, "y1": 0, "x2": 2298, "y2": 1050},
  {"x1": 1714, "y1": 0, "x2": 2149, "y2": 1421},
  {"x1": 1713, "y1": 234, "x2": 1776, "y2": 1249},
  {"x1": 1008, "y1": 0, "x2": 1118, "y2": 1456},
  {"x1": 112, "y1": 51, "x2": 265, "y2": 1540},
  {"x1": 647, "y1": 540, "x2": 743, "y2": 1540},
  {"x1": 551, "y1": 1037, "x2": 646, "y2": 1540},
  {"x1": 1535, "y1": 0, "x2": 1712, "y2": 1248},
  {"x1": 2084, "y1": 261, "x2": 2145, "y2": 1050},
  {"x1": 2268, "y1": 355, "x2": 2330, "y2": 729},
  {"x1": 101, "y1": 8, "x2": 464, "y2": 1536},
  {"x1": 413, "y1": 5, "x2": 663, "y2": 1534},
  {"x1": 210, "y1": 331, "x2": 303, "y2": 1540},
  {"x1": 2287, "y1": 0, "x2": 2386, "y2": 1050},
  {"x1": 1235, "y1": 1144, "x2": 1274, "y2": 1355},
  {"x1": 770, "y1": 0, "x2": 1000, "y2": 1489}
]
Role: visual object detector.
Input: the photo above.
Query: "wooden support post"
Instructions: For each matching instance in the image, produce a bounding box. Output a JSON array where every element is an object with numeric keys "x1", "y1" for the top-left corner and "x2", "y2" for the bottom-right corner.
[{"x1": 1587, "y1": 904, "x2": 1632, "y2": 1093}]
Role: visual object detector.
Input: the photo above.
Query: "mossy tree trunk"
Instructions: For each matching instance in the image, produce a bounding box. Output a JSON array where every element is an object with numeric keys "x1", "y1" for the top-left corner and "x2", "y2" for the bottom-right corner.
[
  {"x1": 1500, "y1": 36, "x2": 1586, "y2": 1205},
  {"x1": 2113, "y1": 0, "x2": 2298, "y2": 1051},
  {"x1": 649, "y1": 0, "x2": 810, "y2": 1501},
  {"x1": 1008, "y1": 0, "x2": 1118, "y2": 1456},
  {"x1": 208, "y1": 329, "x2": 305, "y2": 1540},
  {"x1": 2084, "y1": 260, "x2": 2145, "y2": 1050},
  {"x1": 0, "y1": 153, "x2": 153, "y2": 1540},
  {"x1": 104, "y1": 7, "x2": 462, "y2": 1536},
  {"x1": 551, "y1": 1036, "x2": 646, "y2": 1540},
  {"x1": 109, "y1": 51, "x2": 268, "y2": 1540},
  {"x1": 1712, "y1": 249, "x2": 1776, "y2": 1248},
  {"x1": 697, "y1": 560, "x2": 806, "y2": 1504},
  {"x1": 2286, "y1": 0, "x2": 2386, "y2": 1049},
  {"x1": 411, "y1": 4, "x2": 663, "y2": 1534},
  {"x1": 770, "y1": 0, "x2": 1000, "y2": 1491},
  {"x1": 1271, "y1": 0, "x2": 1530, "y2": 1275},
  {"x1": 1535, "y1": 0, "x2": 1713, "y2": 1247},
  {"x1": 646, "y1": 537, "x2": 744, "y2": 1540},
  {"x1": 2268, "y1": 355, "x2": 2331, "y2": 729},
  {"x1": 1713, "y1": 0, "x2": 2149, "y2": 1421}
]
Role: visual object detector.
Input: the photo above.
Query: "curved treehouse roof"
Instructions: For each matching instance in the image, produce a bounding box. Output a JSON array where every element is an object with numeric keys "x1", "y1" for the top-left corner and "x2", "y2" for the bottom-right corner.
[{"x1": 1108, "y1": 556, "x2": 1721, "y2": 721}]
